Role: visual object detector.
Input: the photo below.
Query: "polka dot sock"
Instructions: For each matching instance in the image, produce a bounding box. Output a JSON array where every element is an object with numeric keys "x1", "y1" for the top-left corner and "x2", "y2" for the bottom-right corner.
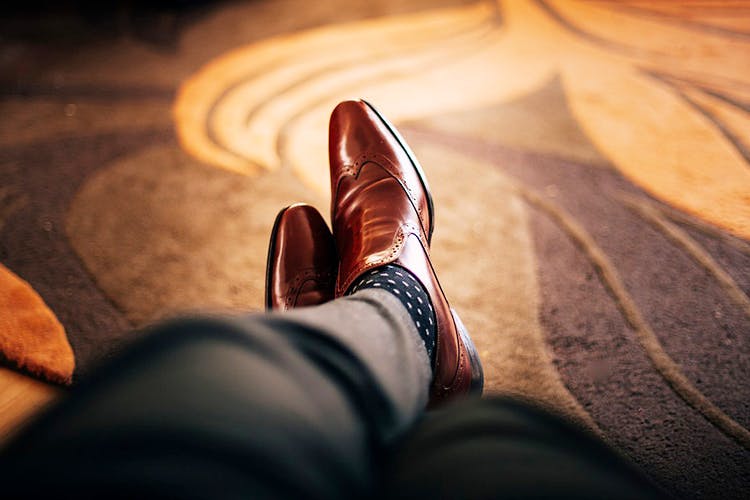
[{"x1": 346, "y1": 264, "x2": 437, "y2": 365}]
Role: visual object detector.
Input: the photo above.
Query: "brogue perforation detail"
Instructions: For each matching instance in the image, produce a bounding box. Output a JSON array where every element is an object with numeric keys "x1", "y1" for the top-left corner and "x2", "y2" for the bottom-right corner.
[
  {"x1": 284, "y1": 268, "x2": 334, "y2": 309},
  {"x1": 336, "y1": 222, "x2": 427, "y2": 296},
  {"x1": 334, "y1": 151, "x2": 430, "y2": 237},
  {"x1": 436, "y1": 345, "x2": 466, "y2": 395}
]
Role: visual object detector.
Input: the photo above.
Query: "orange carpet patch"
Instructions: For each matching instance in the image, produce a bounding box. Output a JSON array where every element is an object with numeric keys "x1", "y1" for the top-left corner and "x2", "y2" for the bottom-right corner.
[{"x1": 0, "y1": 264, "x2": 74, "y2": 385}]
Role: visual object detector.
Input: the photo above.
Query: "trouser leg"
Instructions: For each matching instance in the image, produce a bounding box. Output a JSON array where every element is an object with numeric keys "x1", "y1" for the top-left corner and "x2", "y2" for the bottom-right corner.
[
  {"x1": 0, "y1": 290, "x2": 430, "y2": 500},
  {"x1": 382, "y1": 397, "x2": 666, "y2": 499}
]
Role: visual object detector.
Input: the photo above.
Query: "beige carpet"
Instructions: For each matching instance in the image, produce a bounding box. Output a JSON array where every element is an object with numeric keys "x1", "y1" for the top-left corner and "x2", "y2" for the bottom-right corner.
[{"x1": 0, "y1": 1, "x2": 748, "y2": 496}]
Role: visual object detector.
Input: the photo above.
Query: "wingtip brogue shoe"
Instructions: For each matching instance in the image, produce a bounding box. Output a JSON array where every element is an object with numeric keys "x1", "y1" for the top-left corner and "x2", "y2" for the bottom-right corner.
[
  {"x1": 266, "y1": 203, "x2": 337, "y2": 311},
  {"x1": 329, "y1": 100, "x2": 484, "y2": 405}
]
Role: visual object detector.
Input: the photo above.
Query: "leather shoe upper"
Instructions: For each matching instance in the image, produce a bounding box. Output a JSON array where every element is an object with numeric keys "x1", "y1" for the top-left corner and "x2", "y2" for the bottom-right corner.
[
  {"x1": 266, "y1": 204, "x2": 336, "y2": 311},
  {"x1": 329, "y1": 100, "x2": 482, "y2": 404}
]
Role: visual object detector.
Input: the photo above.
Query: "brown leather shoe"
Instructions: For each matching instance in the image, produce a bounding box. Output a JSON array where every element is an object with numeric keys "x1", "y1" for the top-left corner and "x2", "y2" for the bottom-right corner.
[
  {"x1": 329, "y1": 99, "x2": 483, "y2": 405},
  {"x1": 265, "y1": 204, "x2": 336, "y2": 311}
]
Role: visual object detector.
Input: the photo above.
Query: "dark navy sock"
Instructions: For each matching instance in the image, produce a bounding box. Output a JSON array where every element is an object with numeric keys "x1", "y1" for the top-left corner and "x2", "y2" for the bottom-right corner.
[{"x1": 347, "y1": 264, "x2": 436, "y2": 365}]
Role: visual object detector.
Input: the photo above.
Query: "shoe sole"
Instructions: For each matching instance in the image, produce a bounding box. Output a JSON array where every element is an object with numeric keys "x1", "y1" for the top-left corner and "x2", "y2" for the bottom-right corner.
[
  {"x1": 361, "y1": 99, "x2": 435, "y2": 245},
  {"x1": 451, "y1": 308, "x2": 484, "y2": 395}
]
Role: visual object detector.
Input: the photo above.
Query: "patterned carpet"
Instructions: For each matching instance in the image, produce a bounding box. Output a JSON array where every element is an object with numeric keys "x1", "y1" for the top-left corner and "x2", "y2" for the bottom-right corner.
[{"x1": 1, "y1": 1, "x2": 749, "y2": 497}]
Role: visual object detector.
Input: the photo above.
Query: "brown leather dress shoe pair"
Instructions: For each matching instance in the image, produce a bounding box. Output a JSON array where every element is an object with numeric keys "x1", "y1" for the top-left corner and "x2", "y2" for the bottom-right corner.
[{"x1": 266, "y1": 100, "x2": 483, "y2": 405}]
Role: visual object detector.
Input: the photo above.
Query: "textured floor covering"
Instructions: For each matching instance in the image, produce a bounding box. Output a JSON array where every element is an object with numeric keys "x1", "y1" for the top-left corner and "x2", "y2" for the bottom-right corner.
[{"x1": 1, "y1": 1, "x2": 749, "y2": 497}]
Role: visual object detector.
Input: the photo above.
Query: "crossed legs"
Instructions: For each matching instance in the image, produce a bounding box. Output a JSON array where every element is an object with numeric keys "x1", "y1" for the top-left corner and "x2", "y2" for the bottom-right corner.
[
  {"x1": 0, "y1": 302, "x2": 662, "y2": 499},
  {"x1": 0, "y1": 100, "x2": 664, "y2": 498}
]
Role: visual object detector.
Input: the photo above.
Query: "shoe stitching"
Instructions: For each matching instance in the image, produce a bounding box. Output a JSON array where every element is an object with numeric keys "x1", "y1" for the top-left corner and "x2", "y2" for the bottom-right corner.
[
  {"x1": 284, "y1": 269, "x2": 334, "y2": 309},
  {"x1": 358, "y1": 152, "x2": 427, "y2": 227},
  {"x1": 336, "y1": 222, "x2": 425, "y2": 296},
  {"x1": 334, "y1": 152, "x2": 429, "y2": 236},
  {"x1": 431, "y1": 308, "x2": 466, "y2": 396}
]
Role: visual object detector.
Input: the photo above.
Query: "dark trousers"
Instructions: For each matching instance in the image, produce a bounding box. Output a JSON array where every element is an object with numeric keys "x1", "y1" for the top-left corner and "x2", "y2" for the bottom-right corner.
[{"x1": 0, "y1": 315, "x2": 664, "y2": 499}]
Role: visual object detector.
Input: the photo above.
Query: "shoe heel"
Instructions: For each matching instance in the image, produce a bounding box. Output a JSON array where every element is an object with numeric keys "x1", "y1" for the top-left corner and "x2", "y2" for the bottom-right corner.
[{"x1": 451, "y1": 308, "x2": 484, "y2": 395}]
